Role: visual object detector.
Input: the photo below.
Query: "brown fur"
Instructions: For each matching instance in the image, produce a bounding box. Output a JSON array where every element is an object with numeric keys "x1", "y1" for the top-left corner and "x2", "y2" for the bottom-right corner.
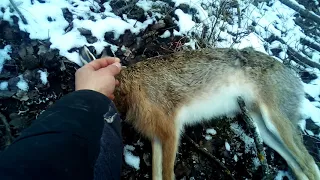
[{"x1": 113, "y1": 48, "x2": 319, "y2": 180}]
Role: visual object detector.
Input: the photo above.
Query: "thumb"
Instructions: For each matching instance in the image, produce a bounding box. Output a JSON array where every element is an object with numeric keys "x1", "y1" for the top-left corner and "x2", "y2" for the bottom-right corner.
[{"x1": 100, "y1": 62, "x2": 121, "y2": 75}]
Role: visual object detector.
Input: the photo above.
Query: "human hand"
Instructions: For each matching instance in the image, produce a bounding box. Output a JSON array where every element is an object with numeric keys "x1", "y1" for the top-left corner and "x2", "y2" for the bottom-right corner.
[{"x1": 75, "y1": 57, "x2": 122, "y2": 100}]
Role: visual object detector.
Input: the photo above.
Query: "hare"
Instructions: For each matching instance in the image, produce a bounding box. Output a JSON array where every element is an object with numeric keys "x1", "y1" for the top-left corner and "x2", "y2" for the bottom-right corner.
[{"x1": 80, "y1": 47, "x2": 320, "y2": 180}]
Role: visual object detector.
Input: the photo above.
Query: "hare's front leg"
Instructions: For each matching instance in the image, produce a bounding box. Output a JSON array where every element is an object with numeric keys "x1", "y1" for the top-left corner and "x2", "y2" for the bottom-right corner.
[
  {"x1": 151, "y1": 120, "x2": 180, "y2": 180},
  {"x1": 152, "y1": 137, "x2": 163, "y2": 180},
  {"x1": 161, "y1": 129, "x2": 179, "y2": 180}
]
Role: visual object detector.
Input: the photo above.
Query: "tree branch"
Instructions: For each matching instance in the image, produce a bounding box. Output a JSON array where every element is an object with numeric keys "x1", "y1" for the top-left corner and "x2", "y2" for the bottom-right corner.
[
  {"x1": 279, "y1": 0, "x2": 320, "y2": 24},
  {"x1": 237, "y1": 97, "x2": 271, "y2": 179},
  {"x1": 183, "y1": 134, "x2": 236, "y2": 180},
  {"x1": 9, "y1": 0, "x2": 28, "y2": 24}
]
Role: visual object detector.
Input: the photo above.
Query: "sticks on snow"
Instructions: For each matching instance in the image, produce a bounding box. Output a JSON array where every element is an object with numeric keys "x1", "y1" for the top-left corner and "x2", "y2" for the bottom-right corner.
[
  {"x1": 9, "y1": 0, "x2": 28, "y2": 25},
  {"x1": 237, "y1": 97, "x2": 271, "y2": 179},
  {"x1": 183, "y1": 134, "x2": 236, "y2": 180}
]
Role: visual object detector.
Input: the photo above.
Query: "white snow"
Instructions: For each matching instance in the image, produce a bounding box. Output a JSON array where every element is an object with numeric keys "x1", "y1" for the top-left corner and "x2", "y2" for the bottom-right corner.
[
  {"x1": 225, "y1": 141, "x2": 231, "y2": 151},
  {"x1": 206, "y1": 128, "x2": 217, "y2": 135},
  {"x1": 174, "y1": 9, "x2": 196, "y2": 34},
  {"x1": 16, "y1": 75, "x2": 29, "y2": 92},
  {"x1": 0, "y1": 45, "x2": 12, "y2": 72},
  {"x1": 274, "y1": 170, "x2": 294, "y2": 180},
  {"x1": 300, "y1": 98, "x2": 320, "y2": 125},
  {"x1": 160, "y1": 30, "x2": 171, "y2": 38},
  {"x1": 0, "y1": 81, "x2": 8, "y2": 90},
  {"x1": 233, "y1": 154, "x2": 238, "y2": 162},
  {"x1": 136, "y1": 0, "x2": 153, "y2": 11},
  {"x1": 171, "y1": 0, "x2": 209, "y2": 21},
  {"x1": 230, "y1": 122, "x2": 255, "y2": 154},
  {"x1": 124, "y1": 145, "x2": 140, "y2": 170},
  {"x1": 205, "y1": 135, "x2": 212, "y2": 141},
  {"x1": 252, "y1": 157, "x2": 261, "y2": 169},
  {"x1": 0, "y1": 0, "x2": 154, "y2": 65},
  {"x1": 38, "y1": 70, "x2": 48, "y2": 85}
]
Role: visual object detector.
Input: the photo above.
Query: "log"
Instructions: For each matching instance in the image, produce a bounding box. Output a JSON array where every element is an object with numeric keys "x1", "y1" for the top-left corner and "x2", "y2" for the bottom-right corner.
[
  {"x1": 279, "y1": 0, "x2": 320, "y2": 24},
  {"x1": 237, "y1": 97, "x2": 271, "y2": 179}
]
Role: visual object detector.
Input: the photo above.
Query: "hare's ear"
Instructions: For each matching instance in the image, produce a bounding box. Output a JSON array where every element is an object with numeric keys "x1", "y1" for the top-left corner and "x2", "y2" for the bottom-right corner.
[{"x1": 79, "y1": 45, "x2": 96, "y2": 65}]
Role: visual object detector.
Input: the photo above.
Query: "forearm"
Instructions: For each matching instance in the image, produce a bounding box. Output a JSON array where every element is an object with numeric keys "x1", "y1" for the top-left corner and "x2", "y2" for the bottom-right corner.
[{"x1": 0, "y1": 90, "x2": 122, "y2": 179}]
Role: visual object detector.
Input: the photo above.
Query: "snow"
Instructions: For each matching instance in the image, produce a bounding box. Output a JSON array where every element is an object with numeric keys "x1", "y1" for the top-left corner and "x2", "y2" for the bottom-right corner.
[
  {"x1": 38, "y1": 70, "x2": 48, "y2": 85},
  {"x1": 0, "y1": 0, "x2": 154, "y2": 65},
  {"x1": 206, "y1": 128, "x2": 217, "y2": 135},
  {"x1": 300, "y1": 98, "x2": 320, "y2": 125},
  {"x1": 233, "y1": 154, "x2": 238, "y2": 162},
  {"x1": 136, "y1": 0, "x2": 153, "y2": 11},
  {"x1": 171, "y1": 0, "x2": 209, "y2": 21},
  {"x1": 230, "y1": 122, "x2": 255, "y2": 154},
  {"x1": 174, "y1": 9, "x2": 196, "y2": 34},
  {"x1": 252, "y1": 157, "x2": 261, "y2": 169},
  {"x1": 160, "y1": 30, "x2": 171, "y2": 38},
  {"x1": 0, "y1": 45, "x2": 12, "y2": 72},
  {"x1": 205, "y1": 135, "x2": 212, "y2": 141},
  {"x1": 16, "y1": 75, "x2": 29, "y2": 92},
  {"x1": 225, "y1": 141, "x2": 231, "y2": 151},
  {"x1": 0, "y1": 81, "x2": 8, "y2": 90},
  {"x1": 124, "y1": 145, "x2": 140, "y2": 170},
  {"x1": 274, "y1": 170, "x2": 294, "y2": 180}
]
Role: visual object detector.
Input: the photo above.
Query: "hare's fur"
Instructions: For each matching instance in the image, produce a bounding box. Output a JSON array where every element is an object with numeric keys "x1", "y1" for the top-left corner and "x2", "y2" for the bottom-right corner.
[{"x1": 114, "y1": 48, "x2": 320, "y2": 180}]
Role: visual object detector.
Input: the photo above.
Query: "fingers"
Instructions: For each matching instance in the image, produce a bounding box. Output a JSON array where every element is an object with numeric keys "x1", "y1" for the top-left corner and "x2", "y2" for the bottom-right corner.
[
  {"x1": 100, "y1": 62, "x2": 122, "y2": 76},
  {"x1": 115, "y1": 79, "x2": 120, "y2": 86},
  {"x1": 108, "y1": 94, "x2": 115, "y2": 100},
  {"x1": 85, "y1": 57, "x2": 120, "y2": 71}
]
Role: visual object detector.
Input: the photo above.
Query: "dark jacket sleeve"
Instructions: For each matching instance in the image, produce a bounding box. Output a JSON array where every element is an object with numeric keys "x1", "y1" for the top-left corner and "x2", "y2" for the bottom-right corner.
[{"x1": 0, "y1": 90, "x2": 122, "y2": 180}]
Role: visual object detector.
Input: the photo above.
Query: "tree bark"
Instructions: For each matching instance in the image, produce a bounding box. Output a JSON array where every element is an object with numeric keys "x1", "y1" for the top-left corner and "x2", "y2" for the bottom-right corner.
[
  {"x1": 279, "y1": 0, "x2": 320, "y2": 24},
  {"x1": 300, "y1": 38, "x2": 320, "y2": 52}
]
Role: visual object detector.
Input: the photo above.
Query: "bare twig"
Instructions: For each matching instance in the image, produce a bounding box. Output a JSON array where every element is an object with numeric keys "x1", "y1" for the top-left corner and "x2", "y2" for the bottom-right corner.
[
  {"x1": 9, "y1": 0, "x2": 28, "y2": 24},
  {"x1": 112, "y1": 0, "x2": 139, "y2": 16},
  {"x1": 0, "y1": 112, "x2": 13, "y2": 147},
  {"x1": 183, "y1": 134, "x2": 236, "y2": 180},
  {"x1": 237, "y1": 97, "x2": 271, "y2": 179}
]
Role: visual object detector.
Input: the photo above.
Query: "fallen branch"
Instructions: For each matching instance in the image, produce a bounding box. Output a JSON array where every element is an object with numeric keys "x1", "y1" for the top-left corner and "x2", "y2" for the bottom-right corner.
[
  {"x1": 287, "y1": 46, "x2": 320, "y2": 70},
  {"x1": 265, "y1": 34, "x2": 320, "y2": 70},
  {"x1": 9, "y1": 0, "x2": 28, "y2": 24},
  {"x1": 112, "y1": 0, "x2": 139, "y2": 16},
  {"x1": 0, "y1": 112, "x2": 13, "y2": 147},
  {"x1": 183, "y1": 134, "x2": 236, "y2": 180},
  {"x1": 279, "y1": 0, "x2": 320, "y2": 24},
  {"x1": 300, "y1": 38, "x2": 320, "y2": 52},
  {"x1": 237, "y1": 97, "x2": 271, "y2": 179}
]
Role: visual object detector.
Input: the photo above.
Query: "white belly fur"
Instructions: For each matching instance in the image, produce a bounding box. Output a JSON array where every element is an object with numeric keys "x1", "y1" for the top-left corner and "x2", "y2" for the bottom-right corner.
[{"x1": 176, "y1": 81, "x2": 257, "y2": 126}]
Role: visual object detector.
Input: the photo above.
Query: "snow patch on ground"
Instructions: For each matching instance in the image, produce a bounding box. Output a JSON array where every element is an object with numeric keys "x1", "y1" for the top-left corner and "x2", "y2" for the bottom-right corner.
[
  {"x1": 124, "y1": 145, "x2": 140, "y2": 170},
  {"x1": 16, "y1": 75, "x2": 29, "y2": 92},
  {"x1": 160, "y1": 30, "x2": 171, "y2": 38},
  {"x1": 274, "y1": 170, "x2": 294, "y2": 180},
  {"x1": 230, "y1": 122, "x2": 255, "y2": 154},
  {"x1": 174, "y1": 9, "x2": 196, "y2": 34},
  {"x1": 38, "y1": 70, "x2": 48, "y2": 85},
  {"x1": 0, "y1": 45, "x2": 12, "y2": 72},
  {"x1": 0, "y1": 81, "x2": 8, "y2": 90},
  {"x1": 0, "y1": 0, "x2": 154, "y2": 65},
  {"x1": 206, "y1": 128, "x2": 217, "y2": 135},
  {"x1": 225, "y1": 141, "x2": 231, "y2": 151}
]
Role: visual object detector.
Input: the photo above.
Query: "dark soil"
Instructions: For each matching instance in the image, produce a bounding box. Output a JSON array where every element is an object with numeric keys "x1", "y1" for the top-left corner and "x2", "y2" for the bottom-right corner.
[{"x1": 0, "y1": 1, "x2": 319, "y2": 180}]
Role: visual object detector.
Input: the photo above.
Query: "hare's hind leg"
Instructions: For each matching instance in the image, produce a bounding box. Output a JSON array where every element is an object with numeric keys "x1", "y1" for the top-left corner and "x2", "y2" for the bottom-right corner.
[{"x1": 255, "y1": 102, "x2": 320, "y2": 180}]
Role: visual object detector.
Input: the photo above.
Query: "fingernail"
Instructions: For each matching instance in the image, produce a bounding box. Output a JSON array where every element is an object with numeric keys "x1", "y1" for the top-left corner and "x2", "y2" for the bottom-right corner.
[
  {"x1": 114, "y1": 57, "x2": 121, "y2": 62},
  {"x1": 113, "y1": 62, "x2": 121, "y2": 69}
]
